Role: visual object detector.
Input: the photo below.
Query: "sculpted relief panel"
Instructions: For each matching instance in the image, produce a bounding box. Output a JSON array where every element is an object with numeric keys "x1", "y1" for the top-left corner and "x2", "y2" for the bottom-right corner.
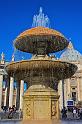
[
  {"x1": 23, "y1": 100, "x2": 33, "y2": 119},
  {"x1": 34, "y1": 100, "x2": 50, "y2": 120},
  {"x1": 51, "y1": 100, "x2": 57, "y2": 119}
]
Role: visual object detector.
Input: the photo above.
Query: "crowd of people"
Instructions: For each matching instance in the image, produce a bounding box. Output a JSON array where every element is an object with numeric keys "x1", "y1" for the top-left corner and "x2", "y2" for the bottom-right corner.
[
  {"x1": 1, "y1": 105, "x2": 82, "y2": 120},
  {"x1": 0, "y1": 105, "x2": 22, "y2": 119},
  {"x1": 61, "y1": 107, "x2": 82, "y2": 120}
]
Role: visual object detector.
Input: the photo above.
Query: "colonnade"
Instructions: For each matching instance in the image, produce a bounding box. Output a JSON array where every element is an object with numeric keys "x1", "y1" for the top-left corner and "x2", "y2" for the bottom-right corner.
[{"x1": 0, "y1": 75, "x2": 24, "y2": 111}]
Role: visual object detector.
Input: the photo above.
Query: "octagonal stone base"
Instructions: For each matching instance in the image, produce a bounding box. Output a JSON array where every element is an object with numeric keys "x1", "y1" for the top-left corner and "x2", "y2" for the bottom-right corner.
[{"x1": 23, "y1": 85, "x2": 60, "y2": 120}]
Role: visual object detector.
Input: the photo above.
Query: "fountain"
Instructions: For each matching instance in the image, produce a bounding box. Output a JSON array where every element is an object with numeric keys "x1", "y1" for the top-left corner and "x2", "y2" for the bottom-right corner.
[{"x1": 6, "y1": 7, "x2": 77, "y2": 121}]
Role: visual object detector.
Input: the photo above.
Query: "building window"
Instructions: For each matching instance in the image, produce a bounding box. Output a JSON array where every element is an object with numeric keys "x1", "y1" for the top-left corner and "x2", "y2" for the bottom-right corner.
[
  {"x1": 72, "y1": 88, "x2": 75, "y2": 90},
  {"x1": 72, "y1": 92, "x2": 76, "y2": 101}
]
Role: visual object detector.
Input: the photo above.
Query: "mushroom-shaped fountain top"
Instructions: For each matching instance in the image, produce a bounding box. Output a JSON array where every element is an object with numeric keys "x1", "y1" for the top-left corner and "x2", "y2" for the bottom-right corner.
[{"x1": 14, "y1": 27, "x2": 69, "y2": 54}]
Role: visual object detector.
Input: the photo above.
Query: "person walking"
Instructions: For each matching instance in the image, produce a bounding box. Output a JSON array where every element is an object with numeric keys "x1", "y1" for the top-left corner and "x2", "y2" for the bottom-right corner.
[
  {"x1": 73, "y1": 108, "x2": 77, "y2": 119},
  {"x1": 61, "y1": 107, "x2": 67, "y2": 119},
  {"x1": 79, "y1": 109, "x2": 82, "y2": 119}
]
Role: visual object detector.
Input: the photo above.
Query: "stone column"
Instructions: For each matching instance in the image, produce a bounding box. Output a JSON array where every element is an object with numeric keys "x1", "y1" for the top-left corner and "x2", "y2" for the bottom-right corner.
[
  {"x1": 64, "y1": 80, "x2": 67, "y2": 107},
  {"x1": 6, "y1": 77, "x2": 10, "y2": 108},
  {"x1": 67, "y1": 79, "x2": 71, "y2": 100},
  {"x1": 58, "y1": 80, "x2": 63, "y2": 110},
  {"x1": 20, "y1": 80, "x2": 24, "y2": 110},
  {"x1": 9, "y1": 77, "x2": 14, "y2": 107},
  {"x1": 62, "y1": 79, "x2": 65, "y2": 108},
  {"x1": 14, "y1": 88, "x2": 17, "y2": 107},
  {"x1": 4, "y1": 87, "x2": 7, "y2": 106},
  {"x1": 77, "y1": 77, "x2": 80, "y2": 101},
  {"x1": 16, "y1": 81, "x2": 20, "y2": 110},
  {"x1": 0, "y1": 75, "x2": 3, "y2": 110},
  {"x1": 80, "y1": 78, "x2": 82, "y2": 100}
]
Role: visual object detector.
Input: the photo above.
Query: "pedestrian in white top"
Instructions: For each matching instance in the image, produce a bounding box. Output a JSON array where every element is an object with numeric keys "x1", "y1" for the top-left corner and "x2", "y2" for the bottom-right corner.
[{"x1": 73, "y1": 108, "x2": 77, "y2": 118}]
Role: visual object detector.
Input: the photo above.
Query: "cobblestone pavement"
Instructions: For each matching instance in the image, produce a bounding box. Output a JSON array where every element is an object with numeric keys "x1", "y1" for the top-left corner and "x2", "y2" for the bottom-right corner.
[{"x1": 61, "y1": 120, "x2": 82, "y2": 124}]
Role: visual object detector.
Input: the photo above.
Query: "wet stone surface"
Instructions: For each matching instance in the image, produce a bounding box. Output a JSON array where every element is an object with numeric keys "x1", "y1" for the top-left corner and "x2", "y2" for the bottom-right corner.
[{"x1": 0, "y1": 120, "x2": 82, "y2": 124}]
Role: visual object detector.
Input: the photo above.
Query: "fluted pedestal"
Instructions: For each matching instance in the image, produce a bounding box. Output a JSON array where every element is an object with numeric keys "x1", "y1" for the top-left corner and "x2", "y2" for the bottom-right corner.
[{"x1": 23, "y1": 85, "x2": 59, "y2": 120}]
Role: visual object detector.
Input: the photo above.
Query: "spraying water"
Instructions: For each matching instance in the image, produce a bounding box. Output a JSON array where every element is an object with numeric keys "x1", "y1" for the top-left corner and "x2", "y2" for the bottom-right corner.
[{"x1": 32, "y1": 7, "x2": 50, "y2": 28}]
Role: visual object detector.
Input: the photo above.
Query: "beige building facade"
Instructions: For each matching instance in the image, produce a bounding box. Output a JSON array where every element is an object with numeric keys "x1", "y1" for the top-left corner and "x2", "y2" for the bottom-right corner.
[
  {"x1": 58, "y1": 42, "x2": 82, "y2": 110},
  {"x1": 0, "y1": 53, "x2": 24, "y2": 111}
]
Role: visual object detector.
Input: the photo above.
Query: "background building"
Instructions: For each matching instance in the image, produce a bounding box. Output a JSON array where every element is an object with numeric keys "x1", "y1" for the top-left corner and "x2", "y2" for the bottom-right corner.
[
  {"x1": 0, "y1": 53, "x2": 24, "y2": 111},
  {"x1": 58, "y1": 42, "x2": 82, "y2": 110}
]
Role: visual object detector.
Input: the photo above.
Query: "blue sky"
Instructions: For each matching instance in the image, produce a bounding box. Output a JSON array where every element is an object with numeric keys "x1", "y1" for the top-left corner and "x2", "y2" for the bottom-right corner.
[{"x1": 0, "y1": 0, "x2": 82, "y2": 61}]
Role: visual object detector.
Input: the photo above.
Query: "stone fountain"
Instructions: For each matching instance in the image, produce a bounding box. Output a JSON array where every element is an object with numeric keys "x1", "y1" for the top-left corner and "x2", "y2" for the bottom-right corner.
[{"x1": 6, "y1": 7, "x2": 77, "y2": 120}]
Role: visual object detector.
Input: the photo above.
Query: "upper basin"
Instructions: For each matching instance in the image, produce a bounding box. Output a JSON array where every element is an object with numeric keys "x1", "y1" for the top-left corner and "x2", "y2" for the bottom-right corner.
[{"x1": 14, "y1": 27, "x2": 69, "y2": 54}]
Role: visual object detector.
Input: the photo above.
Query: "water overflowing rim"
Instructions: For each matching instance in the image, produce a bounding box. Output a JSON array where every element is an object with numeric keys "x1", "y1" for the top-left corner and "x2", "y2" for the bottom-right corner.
[{"x1": 5, "y1": 60, "x2": 77, "y2": 80}]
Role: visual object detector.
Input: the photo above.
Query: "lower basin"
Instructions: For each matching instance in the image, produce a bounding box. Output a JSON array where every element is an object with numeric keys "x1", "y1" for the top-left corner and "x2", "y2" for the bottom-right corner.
[{"x1": 6, "y1": 60, "x2": 77, "y2": 81}]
